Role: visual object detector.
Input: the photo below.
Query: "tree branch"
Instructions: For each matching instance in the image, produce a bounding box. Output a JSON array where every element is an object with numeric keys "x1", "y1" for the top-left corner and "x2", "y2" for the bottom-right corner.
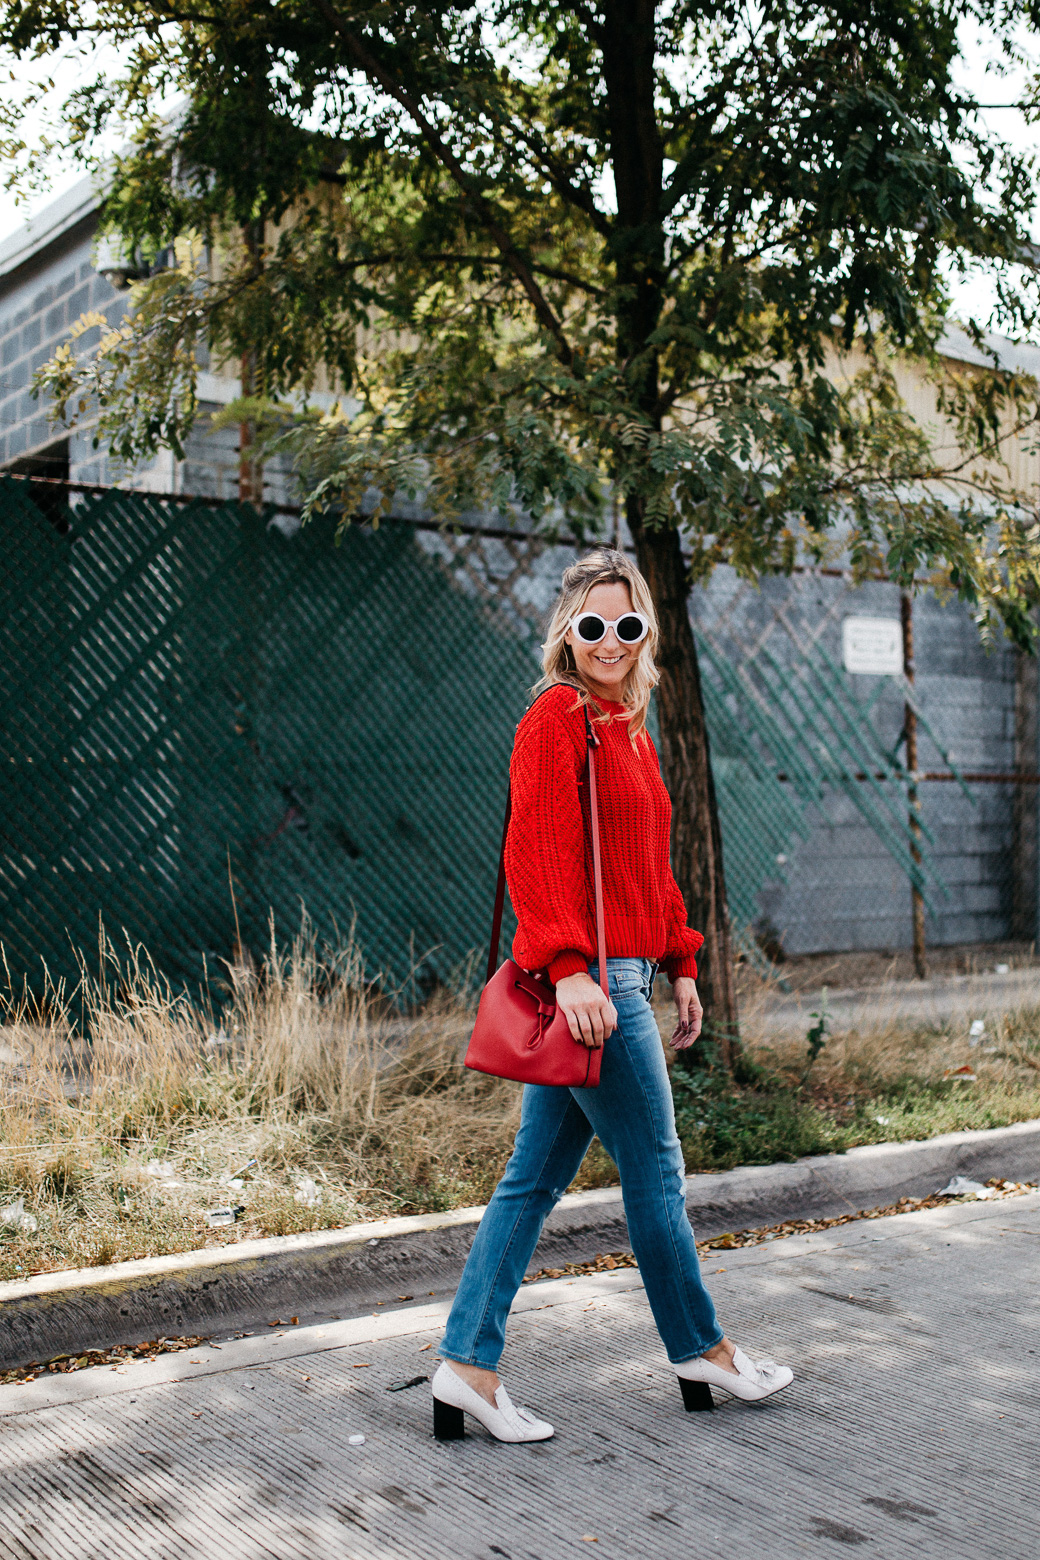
[
  {"x1": 317, "y1": 248, "x2": 606, "y2": 296},
  {"x1": 309, "y1": 0, "x2": 576, "y2": 367},
  {"x1": 506, "y1": 121, "x2": 613, "y2": 238}
]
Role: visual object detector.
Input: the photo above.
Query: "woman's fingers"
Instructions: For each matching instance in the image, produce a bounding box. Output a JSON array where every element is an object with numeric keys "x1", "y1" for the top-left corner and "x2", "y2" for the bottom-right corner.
[
  {"x1": 575, "y1": 996, "x2": 613, "y2": 1047},
  {"x1": 670, "y1": 977, "x2": 703, "y2": 1048},
  {"x1": 592, "y1": 993, "x2": 619, "y2": 1045},
  {"x1": 671, "y1": 977, "x2": 702, "y2": 1043},
  {"x1": 563, "y1": 1002, "x2": 596, "y2": 1046},
  {"x1": 555, "y1": 978, "x2": 618, "y2": 1049}
]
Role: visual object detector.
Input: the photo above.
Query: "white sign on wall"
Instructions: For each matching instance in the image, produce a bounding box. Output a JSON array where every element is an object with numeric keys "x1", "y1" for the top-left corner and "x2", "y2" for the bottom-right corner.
[{"x1": 841, "y1": 616, "x2": 904, "y2": 676}]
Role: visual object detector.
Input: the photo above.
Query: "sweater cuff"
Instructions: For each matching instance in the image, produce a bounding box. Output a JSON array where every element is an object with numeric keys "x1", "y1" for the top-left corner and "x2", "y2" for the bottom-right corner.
[
  {"x1": 549, "y1": 949, "x2": 592, "y2": 984},
  {"x1": 663, "y1": 952, "x2": 700, "y2": 981}
]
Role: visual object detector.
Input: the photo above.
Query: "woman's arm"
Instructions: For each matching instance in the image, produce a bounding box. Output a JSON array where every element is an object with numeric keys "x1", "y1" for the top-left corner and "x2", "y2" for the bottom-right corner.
[
  {"x1": 504, "y1": 694, "x2": 594, "y2": 980},
  {"x1": 661, "y1": 870, "x2": 705, "y2": 983},
  {"x1": 504, "y1": 694, "x2": 617, "y2": 1044},
  {"x1": 661, "y1": 876, "x2": 705, "y2": 1045}
]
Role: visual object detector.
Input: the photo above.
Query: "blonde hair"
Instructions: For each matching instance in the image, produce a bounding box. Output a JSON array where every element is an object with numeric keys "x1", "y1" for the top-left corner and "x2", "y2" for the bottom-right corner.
[{"x1": 533, "y1": 547, "x2": 660, "y2": 741}]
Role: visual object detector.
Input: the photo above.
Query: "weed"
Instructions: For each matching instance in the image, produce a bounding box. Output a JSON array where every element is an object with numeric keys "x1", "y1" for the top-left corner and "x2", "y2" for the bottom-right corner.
[{"x1": 2, "y1": 925, "x2": 1039, "y2": 1282}]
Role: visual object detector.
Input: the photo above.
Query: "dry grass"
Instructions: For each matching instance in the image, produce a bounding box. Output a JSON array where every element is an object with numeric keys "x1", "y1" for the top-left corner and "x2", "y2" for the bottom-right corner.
[
  {"x1": 3, "y1": 928, "x2": 1040, "y2": 1282},
  {"x1": 0, "y1": 922, "x2": 618, "y2": 1283},
  {"x1": 743, "y1": 967, "x2": 1040, "y2": 1100},
  {"x1": 671, "y1": 968, "x2": 1040, "y2": 1169}
]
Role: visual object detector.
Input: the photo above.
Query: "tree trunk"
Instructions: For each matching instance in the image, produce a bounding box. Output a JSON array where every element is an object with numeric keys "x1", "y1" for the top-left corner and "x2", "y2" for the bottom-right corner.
[
  {"x1": 598, "y1": 1, "x2": 739, "y2": 1067},
  {"x1": 627, "y1": 504, "x2": 741, "y2": 1069}
]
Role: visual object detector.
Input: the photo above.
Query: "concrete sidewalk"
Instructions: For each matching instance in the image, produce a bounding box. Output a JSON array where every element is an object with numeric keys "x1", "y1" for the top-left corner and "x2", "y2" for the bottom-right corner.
[
  {"x1": 759, "y1": 964, "x2": 1040, "y2": 1036},
  {"x1": 0, "y1": 1194, "x2": 1037, "y2": 1559}
]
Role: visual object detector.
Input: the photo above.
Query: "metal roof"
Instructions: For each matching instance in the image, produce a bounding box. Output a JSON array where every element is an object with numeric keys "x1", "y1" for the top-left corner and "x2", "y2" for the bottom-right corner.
[{"x1": 0, "y1": 173, "x2": 102, "y2": 285}]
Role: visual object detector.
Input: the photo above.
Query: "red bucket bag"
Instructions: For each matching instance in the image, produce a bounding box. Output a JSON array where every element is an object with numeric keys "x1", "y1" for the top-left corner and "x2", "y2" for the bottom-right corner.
[{"x1": 464, "y1": 699, "x2": 609, "y2": 1088}]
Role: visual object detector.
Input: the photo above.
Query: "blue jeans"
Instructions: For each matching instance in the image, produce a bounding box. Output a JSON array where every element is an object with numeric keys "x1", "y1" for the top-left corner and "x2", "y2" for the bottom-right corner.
[{"x1": 441, "y1": 957, "x2": 723, "y2": 1368}]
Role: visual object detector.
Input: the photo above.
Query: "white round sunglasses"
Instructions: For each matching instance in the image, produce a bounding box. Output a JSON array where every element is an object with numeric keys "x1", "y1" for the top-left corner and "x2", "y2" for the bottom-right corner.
[{"x1": 568, "y1": 610, "x2": 650, "y2": 646}]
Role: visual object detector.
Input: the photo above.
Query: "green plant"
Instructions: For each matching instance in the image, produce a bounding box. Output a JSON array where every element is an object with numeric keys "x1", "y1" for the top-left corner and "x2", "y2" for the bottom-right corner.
[{"x1": 801, "y1": 993, "x2": 831, "y2": 1088}]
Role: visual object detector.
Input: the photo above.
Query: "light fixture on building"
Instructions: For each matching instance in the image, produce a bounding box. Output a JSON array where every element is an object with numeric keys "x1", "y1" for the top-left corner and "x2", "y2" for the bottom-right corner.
[{"x1": 93, "y1": 233, "x2": 148, "y2": 291}]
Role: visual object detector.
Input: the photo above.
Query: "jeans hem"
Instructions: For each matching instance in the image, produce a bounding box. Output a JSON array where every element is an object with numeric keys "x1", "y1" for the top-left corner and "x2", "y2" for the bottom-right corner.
[
  {"x1": 669, "y1": 1328, "x2": 726, "y2": 1366},
  {"x1": 437, "y1": 1348, "x2": 501, "y2": 1371}
]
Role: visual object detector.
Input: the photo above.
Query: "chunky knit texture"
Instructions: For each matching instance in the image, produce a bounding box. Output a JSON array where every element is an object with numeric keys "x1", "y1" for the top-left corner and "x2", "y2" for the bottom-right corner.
[{"x1": 504, "y1": 683, "x2": 704, "y2": 984}]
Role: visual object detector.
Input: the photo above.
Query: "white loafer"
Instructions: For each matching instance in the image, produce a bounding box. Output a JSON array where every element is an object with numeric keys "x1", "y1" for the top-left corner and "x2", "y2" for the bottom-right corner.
[
  {"x1": 676, "y1": 1346, "x2": 794, "y2": 1410},
  {"x1": 431, "y1": 1361, "x2": 554, "y2": 1442}
]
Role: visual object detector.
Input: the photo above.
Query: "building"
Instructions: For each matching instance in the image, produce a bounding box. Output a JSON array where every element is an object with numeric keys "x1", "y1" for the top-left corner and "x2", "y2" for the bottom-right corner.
[
  {"x1": 1, "y1": 178, "x2": 1038, "y2": 975},
  {"x1": 0, "y1": 175, "x2": 285, "y2": 499}
]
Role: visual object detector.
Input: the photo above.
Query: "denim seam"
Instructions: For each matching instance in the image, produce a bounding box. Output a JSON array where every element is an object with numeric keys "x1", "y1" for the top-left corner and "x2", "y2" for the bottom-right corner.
[
  {"x1": 614, "y1": 1004, "x2": 722, "y2": 1363},
  {"x1": 461, "y1": 1100, "x2": 586, "y2": 1366}
]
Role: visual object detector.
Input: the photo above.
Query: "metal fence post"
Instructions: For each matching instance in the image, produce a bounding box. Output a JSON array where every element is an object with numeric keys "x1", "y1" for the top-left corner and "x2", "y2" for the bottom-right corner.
[
  {"x1": 1012, "y1": 633, "x2": 1039, "y2": 944},
  {"x1": 901, "y1": 591, "x2": 927, "y2": 978}
]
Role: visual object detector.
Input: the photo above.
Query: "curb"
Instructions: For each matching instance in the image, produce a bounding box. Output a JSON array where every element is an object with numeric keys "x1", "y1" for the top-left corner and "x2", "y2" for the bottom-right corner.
[{"x1": 1, "y1": 1118, "x2": 1037, "y2": 1370}]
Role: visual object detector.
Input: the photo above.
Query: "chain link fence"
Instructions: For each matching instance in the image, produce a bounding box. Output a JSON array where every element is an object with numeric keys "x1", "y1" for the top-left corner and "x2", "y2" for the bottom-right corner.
[
  {"x1": 1, "y1": 476, "x2": 1034, "y2": 1001},
  {"x1": 693, "y1": 568, "x2": 1034, "y2": 973},
  {"x1": 0, "y1": 479, "x2": 542, "y2": 998}
]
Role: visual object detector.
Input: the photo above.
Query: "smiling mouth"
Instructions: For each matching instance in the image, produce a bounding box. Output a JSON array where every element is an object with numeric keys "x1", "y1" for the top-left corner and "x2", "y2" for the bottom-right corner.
[{"x1": 595, "y1": 654, "x2": 624, "y2": 665}]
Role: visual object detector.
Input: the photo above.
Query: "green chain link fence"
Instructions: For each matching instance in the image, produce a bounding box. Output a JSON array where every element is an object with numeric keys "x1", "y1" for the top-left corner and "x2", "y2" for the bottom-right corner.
[
  {"x1": 0, "y1": 479, "x2": 540, "y2": 999},
  {"x1": 2, "y1": 477, "x2": 1004, "y2": 1005}
]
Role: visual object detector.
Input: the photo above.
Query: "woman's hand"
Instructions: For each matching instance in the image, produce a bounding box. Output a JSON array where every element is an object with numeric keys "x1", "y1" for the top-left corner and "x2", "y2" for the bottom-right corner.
[
  {"x1": 670, "y1": 976, "x2": 703, "y2": 1049},
  {"x1": 555, "y1": 972, "x2": 618, "y2": 1048}
]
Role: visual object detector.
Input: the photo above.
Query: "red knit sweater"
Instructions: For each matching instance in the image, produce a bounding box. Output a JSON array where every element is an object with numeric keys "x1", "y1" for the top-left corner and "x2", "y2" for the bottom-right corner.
[{"x1": 504, "y1": 683, "x2": 704, "y2": 984}]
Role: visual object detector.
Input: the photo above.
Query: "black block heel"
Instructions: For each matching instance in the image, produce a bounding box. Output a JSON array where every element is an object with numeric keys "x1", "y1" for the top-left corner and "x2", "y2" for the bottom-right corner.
[
  {"x1": 679, "y1": 1377, "x2": 715, "y2": 1412},
  {"x1": 433, "y1": 1397, "x2": 466, "y2": 1440}
]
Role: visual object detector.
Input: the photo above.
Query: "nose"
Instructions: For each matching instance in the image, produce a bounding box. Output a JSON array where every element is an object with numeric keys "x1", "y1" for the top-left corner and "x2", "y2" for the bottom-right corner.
[{"x1": 599, "y1": 628, "x2": 622, "y2": 651}]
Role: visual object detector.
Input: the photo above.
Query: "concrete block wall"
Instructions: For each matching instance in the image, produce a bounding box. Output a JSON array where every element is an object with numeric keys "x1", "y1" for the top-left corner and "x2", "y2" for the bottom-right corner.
[
  {"x1": 2, "y1": 194, "x2": 1033, "y2": 957},
  {"x1": 419, "y1": 528, "x2": 1033, "y2": 954},
  {"x1": 0, "y1": 229, "x2": 122, "y2": 471},
  {"x1": 0, "y1": 216, "x2": 295, "y2": 505},
  {"x1": 707, "y1": 571, "x2": 1028, "y2": 954}
]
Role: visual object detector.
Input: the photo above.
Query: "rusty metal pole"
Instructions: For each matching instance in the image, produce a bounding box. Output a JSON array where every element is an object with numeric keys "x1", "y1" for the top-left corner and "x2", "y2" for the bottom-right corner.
[
  {"x1": 238, "y1": 219, "x2": 263, "y2": 508},
  {"x1": 901, "y1": 591, "x2": 927, "y2": 978},
  {"x1": 238, "y1": 348, "x2": 260, "y2": 507}
]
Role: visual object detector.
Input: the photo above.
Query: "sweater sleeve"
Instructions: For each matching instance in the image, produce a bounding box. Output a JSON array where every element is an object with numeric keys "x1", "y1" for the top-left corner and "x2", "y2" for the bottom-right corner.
[
  {"x1": 660, "y1": 870, "x2": 705, "y2": 981},
  {"x1": 504, "y1": 692, "x2": 594, "y2": 984},
  {"x1": 646, "y1": 732, "x2": 704, "y2": 981}
]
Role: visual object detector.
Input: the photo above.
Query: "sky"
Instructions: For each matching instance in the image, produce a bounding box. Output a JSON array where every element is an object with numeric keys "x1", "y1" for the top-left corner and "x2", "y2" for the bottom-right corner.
[{"x1": 0, "y1": 23, "x2": 1036, "y2": 335}]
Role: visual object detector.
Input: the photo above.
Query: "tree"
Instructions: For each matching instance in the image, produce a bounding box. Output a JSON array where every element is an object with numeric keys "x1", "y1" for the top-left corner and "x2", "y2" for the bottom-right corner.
[{"x1": 6, "y1": 0, "x2": 1040, "y2": 1066}]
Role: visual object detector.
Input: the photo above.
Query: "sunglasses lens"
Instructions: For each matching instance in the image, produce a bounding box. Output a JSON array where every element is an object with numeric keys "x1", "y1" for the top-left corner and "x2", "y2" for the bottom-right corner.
[
  {"x1": 576, "y1": 614, "x2": 606, "y2": 642},
  {"x1": 616, "y1": 615, "x2": 645, "y2": 642}
]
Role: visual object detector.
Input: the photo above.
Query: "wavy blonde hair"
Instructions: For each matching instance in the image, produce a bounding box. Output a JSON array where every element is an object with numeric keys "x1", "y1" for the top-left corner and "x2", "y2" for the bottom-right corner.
[{"x1": 533, "y1": 547, "x2": 660, "y2": 741}]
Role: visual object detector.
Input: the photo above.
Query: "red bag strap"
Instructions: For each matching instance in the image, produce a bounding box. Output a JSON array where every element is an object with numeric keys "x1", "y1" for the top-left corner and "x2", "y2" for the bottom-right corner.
[
  {"x1": 486, "y1": 696, "x2": 608, "y2": 997},
  {"x1": 585, "y1": 717, "x2": 609, "y2": 997}
]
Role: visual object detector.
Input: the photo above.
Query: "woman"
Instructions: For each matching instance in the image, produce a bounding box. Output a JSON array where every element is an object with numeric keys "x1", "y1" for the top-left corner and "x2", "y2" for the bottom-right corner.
[{"x1": 432, "y1": 547, "x2": 793, "y2": 1442}]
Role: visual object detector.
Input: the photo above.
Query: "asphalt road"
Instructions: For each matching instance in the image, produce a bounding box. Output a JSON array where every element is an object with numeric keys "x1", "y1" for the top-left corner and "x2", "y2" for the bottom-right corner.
[{"x1": 0, "y1": 1193, "x2": 1037, "y2": 1560}]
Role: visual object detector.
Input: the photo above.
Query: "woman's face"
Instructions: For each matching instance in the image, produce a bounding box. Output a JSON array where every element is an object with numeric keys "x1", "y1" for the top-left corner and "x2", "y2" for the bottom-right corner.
[{"x1": 564, "y1": 581, "x2": 641, "y2": 698}]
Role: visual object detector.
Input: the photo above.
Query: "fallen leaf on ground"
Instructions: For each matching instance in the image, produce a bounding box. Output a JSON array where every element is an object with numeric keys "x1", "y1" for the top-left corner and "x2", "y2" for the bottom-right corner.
[
  {"x1": 0, "y1": 1335, "x2": 210, "y2": 1387},
  {"x1": 521, "y1": 1179, "x2": 1036, "y2": 1284}
]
